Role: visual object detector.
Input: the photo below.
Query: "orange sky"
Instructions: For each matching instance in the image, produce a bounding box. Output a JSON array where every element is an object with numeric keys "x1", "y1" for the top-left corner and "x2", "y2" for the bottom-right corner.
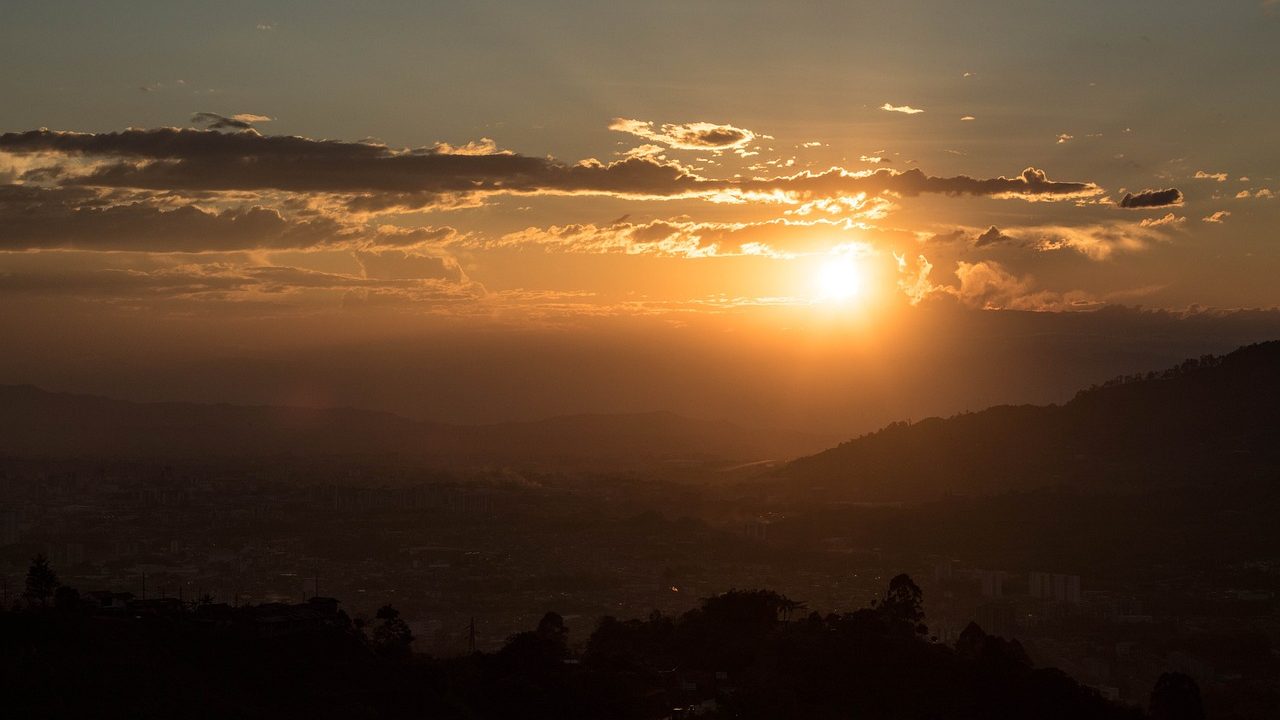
[{"x1": 1, "y1": 1, "x2": 1278, "y2": 432}]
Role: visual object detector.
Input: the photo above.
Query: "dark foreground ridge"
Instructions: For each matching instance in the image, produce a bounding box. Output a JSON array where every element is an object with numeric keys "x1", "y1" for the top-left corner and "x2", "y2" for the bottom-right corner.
[{"x1": 5, "y1": 561, "x2": 1200, "y2": 720}]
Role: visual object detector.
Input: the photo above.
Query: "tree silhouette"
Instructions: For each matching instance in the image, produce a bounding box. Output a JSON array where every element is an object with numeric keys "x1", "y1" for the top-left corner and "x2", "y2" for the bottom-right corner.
[
  {"x1": 536, "y1": 611, "x2": 569, "y2": 646},
  {"x1": 24, "y1": 554, "x2": 59, "y2": 608},
  {"x1": 1149, "y1": 672, "x2": 1205, "y2": 720},
  {"x1": 499, "y1": 612, "x2": 572, "y2": 670},
  {"x1": 879, "y1": 573, "x2": 927, "y2": 634},
  {"x1": 0, "y1": 575, "x2": 1149, "y2": 719},
  {"x1": 370, "y1": 604, "x2": 414, "y2": 659}
]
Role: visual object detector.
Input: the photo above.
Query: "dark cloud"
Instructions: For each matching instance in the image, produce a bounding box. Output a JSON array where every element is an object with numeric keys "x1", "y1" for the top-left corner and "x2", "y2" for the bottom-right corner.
[
  {"x1": 1118, "y1": 188, "x2": 1184, "y2": 209},
  {"x1": 0, "y1": 184, "x2": 454, "y2": 252},
  {"x1": 973, "y1": 225, "x2": 1015, "y2": 247},
  {"x1": 733, "y1": 166, "x2": 1100, "y2": 202},
  {"x1": 0, "y1": 129, "x2": 1101, "y2": 205},
  {"x1": 191, "y1": 112, "x2": 271, "y2": 131}
]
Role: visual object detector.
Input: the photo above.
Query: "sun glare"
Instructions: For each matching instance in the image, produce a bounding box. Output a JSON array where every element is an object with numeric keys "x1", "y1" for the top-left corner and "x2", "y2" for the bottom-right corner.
[{"x1": 814, "y1": 255, "x2": 865, "y2": 303}]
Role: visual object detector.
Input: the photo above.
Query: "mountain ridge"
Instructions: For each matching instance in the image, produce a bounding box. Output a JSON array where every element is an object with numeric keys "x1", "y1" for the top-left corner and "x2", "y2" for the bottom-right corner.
[
  {"x1": 0, "y1": 384, "x2": 833, "y2": 468},
  {"x1": 773, "y1": 340, "x2": 1280, "y2": 501}
]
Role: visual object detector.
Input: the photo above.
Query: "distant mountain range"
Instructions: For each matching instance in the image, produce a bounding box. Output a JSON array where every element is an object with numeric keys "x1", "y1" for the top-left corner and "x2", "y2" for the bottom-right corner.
[
  {"x1": 774, "y1": 341, "x2": 1280, "y2": 501},
  {"x1": 5, "y1": 340, "x2": 1277, "y2": 487},
  {"x1": 0, "y1": 385, "x2": 832, "y2": 468}
]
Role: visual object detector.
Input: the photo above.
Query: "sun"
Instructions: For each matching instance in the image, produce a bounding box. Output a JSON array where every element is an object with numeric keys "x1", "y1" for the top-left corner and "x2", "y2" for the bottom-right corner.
[{"x1": 814, "y1": 255, "x2": 865, "y2": 303}]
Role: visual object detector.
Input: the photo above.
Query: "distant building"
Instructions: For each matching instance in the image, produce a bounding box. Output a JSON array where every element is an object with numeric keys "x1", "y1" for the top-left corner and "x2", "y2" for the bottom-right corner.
[
  {"x1": 1029, "y1": 572, "x2": 1081, "y2": 604},
  {"x1": 978, "y1": 570, "x2": 1006, "y2": 598},
  {"x1": 933, "y1": 559, "x2": 958, "y2": 582}
]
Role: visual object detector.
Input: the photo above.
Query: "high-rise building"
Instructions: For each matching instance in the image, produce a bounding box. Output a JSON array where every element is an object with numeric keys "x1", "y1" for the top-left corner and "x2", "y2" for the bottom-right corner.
[{"x1": 1029, "y1": 572, "x2": 1081, "y2": 604}]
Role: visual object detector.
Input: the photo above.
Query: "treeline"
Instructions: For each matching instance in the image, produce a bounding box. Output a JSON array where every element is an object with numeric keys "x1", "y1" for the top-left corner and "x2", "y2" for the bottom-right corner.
[
  {"x1": 1075, "y1": 352, "x2": 1229, "y2": 398},
  {"x1": 2, "y1": 562, "x2": 1202, "y2": 720}
]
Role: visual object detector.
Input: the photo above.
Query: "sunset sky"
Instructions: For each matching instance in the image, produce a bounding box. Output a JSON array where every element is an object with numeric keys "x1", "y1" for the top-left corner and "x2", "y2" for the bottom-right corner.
[{"x1": 3, "y1": 1, "x2": 1279, "y2": 433}]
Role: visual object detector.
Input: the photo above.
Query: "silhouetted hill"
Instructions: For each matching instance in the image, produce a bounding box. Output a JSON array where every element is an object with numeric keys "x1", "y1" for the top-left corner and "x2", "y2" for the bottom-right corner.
[
  {"x1": 776, "y1": 341, "x2": 1280, "y2": 501},
  {"x1": 0, "y1": 385, "x2": 829, "y2": 468}
]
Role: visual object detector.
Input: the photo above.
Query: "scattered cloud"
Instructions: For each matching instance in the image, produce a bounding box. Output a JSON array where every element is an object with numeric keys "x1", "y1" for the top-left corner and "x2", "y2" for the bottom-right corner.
[
  {"x1": 1056, "y1": 134, "x2": 1073, "y2": 144},
  {"x1": 1029, "y1": 222, "x2": 1175, "y2": 260},
  {"x1": 354, "y1": 248, "x2": 465, "y2": 282},
  {"x1": 1139, "y1": 212, "x2": 1185, "y2": 228},
  {"x1": 894, "y1": 254, "x2": 1095, "y2": 311},
  {"x1": 950, "y1": 260, "x2": 1098, "y2": 311},
  {"x1": 1202, "y1": 210, "x2": 1231, "y2": 223},
  {"x1": 785, "y1": 192, "x2": 894, "y2": 220},
  {"x1": 478, "y1": 217, "x2": 876, "y2": 259},
  {"x1": 925, "y1": 219, "x2": 1184, "y2": 261},
  {"x1": 1194, "y1": 170, "x2": 1228, "y2": 182},
  {"x1": 895, "y1": 253, "x2": 936, "y2": 305},
  {"x1": 881, "y1": 103, "x2": 924, "y2": 114},
  {"x1": 431, "y1": 137, "x2": 508, "y2": 156},
  {"x1": 608, "y1": 118, "x2": 755, "y2": 150},
  {"x1": 960, "y1": 115, "x2": 975, "y2": 121},
  {"x1": 922, "y1": 229, "x2": 969, "y2": 244}
]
